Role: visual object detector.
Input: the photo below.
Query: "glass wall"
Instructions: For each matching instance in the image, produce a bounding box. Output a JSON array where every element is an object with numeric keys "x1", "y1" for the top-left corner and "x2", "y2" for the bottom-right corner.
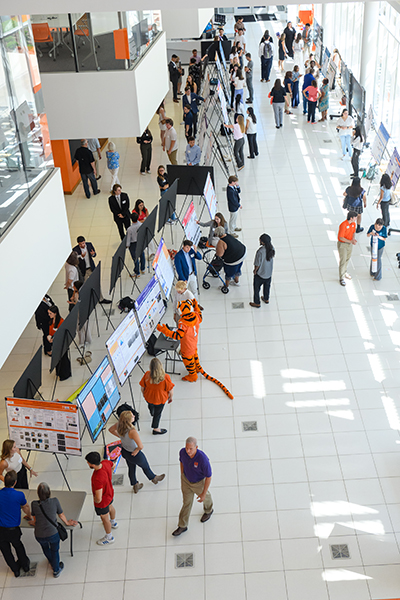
[
  {"x1": 31, "y1": 11, "x2": 162, "y2": 73},
  {"x1": 0, "y1": 15, "x2": 53, "y2": 237},
  {"x1": 326, "y1": 2, "x2": 364, "y2": 80}
]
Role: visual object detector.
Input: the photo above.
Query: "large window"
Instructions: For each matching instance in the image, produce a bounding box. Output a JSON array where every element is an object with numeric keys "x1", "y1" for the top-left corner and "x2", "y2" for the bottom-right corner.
[{"x1": 0, "y1": 15, "x2": 53, "y2": 237}]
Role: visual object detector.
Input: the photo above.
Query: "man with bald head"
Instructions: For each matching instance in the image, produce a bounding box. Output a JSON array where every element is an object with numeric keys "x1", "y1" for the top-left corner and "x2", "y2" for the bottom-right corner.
[
  {"x1": 172, "y1": 436, "x2": 213, "y2": 536},
  {"x1": 74, "y1": 139, "x2": 101, "y2": 199}
]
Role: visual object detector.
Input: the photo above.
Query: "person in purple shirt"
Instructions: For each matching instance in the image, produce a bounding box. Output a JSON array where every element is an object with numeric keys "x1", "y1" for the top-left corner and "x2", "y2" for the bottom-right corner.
[{"x1": 172, "y1": 437, "x2": 213, "y2": 536}]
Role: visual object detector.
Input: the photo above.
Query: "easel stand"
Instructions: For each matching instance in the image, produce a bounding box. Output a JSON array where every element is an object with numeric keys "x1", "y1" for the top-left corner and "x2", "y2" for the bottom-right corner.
[
  {"x1": 107, "y1": 257, "x2": 138, "y2": 330},
  {"x1": 54, "y1": 453, "x2": 71, "y2": 491},
  {"x1": 27, "y1": 379, "x2": 46, "y2": 401},
  {"x1": 81, "y1": 288, "x2": 115, "y2": 354},
  {"x1": 51, "y1": 330, "x2": 93, "y2": 401}
]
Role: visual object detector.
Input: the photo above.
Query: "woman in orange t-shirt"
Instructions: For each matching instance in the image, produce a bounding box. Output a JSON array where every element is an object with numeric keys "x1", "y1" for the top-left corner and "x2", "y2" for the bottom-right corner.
[{"x1": 139, "y1": 358, "x2": 174, "y2": 435}]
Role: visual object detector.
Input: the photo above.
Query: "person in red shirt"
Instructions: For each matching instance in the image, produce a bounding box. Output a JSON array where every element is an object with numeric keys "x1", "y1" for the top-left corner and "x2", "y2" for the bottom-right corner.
[
  {"x1": 337, "y1": 211, "x2": 358, "y2": 286},
  {"x1": 303, "y1": 80, "x2": 320, "y2": 123},
  {"x1": 140, "y1": 358, "x2": 174, "y2": 435},
  {"x1": 85, "y1": 452, "x2": 118, "y2": 546}
]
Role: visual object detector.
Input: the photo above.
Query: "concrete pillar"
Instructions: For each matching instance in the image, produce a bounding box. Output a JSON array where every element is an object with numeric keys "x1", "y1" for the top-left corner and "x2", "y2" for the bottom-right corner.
[{"x1": 359, "y1": 1, "x2": 380, "y2": 107}]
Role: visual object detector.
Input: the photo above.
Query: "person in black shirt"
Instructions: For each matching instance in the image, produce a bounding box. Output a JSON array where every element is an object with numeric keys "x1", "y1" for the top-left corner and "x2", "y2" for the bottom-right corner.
[
  {"x1": 137, "y1": 129, "x2": 153, "y2": 175},
  {"x1": 35, "y1": 294, "x2": 54, "y2": 355},
  {"x1": 74, "y1": 140, "x2": 100, "y2": 199},
  {"x1": 108, "y1": 184, "x2": 131, "y2": 240},
  {"x1": 168, "y1": 55, "x2": 181, "y2": 103},
  {"x1": 268, "y1": 79, "x2": 286, "y2": 129}
]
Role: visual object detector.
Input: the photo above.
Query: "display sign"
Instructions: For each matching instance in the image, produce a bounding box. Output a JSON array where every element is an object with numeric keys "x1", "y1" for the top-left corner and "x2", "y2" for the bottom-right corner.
[
  {"x1": 217, "y1": 81, "x2": 229, "y2": 123},
  {"x1": 6, "y1": 398, "x2": 81, "y2": 455},
  {"x1": 135, "y1": 276, "x2": 166, "y2": 342},
  {"x1": 182, "y1": 201, "x2": 201, "y2": 246},
  {"x1": 219, "y1": 41, "x2": 227, "y2": 71},
  {"x1": 321, "y1": 47, "x2": 330, "y2": 76},
  {"x1": 76, "y1": 356, "x2": 120, "y2": 442},
  {"x1": 204, "y1": 134, "x2": 213, "y2": 167},
  {"x1": 106, "y1": 311, "x2": 145, "y2": 386},
  {"x1": 365, "y1": 105, "x2": 374, "y2": 137},
  {"x1": 386, "y1": 148, "x2": 400, "y2": 190},
  {"x1": 198, "y1": 114, "x2": 208, "y2": 151},
  {"x1": 371, "y1": 122, "x2": 390, "y2": 164},
  {"x1": 203, "y1": 172, "x2": 217, "y2": 219},
  {"x1": 327, "y1": 59, "x2": 337, "y2": 90},
  {"x1": 152, "y1": 238, "x2": 175, "y2": 300}
]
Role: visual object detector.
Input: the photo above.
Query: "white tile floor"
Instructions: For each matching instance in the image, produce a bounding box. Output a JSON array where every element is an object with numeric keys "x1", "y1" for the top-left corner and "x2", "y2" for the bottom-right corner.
[{"x1": 1, "y1": 14, "x2": 400, "y2": 600}]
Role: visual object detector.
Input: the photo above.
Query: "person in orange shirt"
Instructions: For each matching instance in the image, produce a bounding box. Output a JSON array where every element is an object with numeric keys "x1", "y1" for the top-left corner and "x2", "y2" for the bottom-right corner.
[
  {"x1": 139, "y1": 358, "x2": 174, "y2": 435},
  {"x1": 337, "y1": 211, "x2": 358, "y2": 286}
]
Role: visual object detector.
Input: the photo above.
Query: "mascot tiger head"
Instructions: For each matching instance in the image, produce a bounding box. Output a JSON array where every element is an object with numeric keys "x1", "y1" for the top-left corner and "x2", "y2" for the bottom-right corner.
[{"x1": 177, "y1": 298, "x2": 201, "y2": 323}]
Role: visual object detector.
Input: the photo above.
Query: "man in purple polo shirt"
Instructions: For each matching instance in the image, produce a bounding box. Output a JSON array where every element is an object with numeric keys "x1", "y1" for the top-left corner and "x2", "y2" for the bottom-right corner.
[{"x1": 172, "y1": 436, "x2": 213, "y2": 536}]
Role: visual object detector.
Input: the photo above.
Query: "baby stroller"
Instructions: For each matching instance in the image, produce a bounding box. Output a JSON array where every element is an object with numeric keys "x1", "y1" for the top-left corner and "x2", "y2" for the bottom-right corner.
[{"x1": 201, "y1": 248, "x2": 229, "y2": 294}]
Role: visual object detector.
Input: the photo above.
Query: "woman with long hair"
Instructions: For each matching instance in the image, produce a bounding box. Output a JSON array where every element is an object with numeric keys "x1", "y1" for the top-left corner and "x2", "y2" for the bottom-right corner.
[
  {"x1": 283, "y1": 71, "x2": 293, "y2": 114},
  {"x1": 229, "y1": 62, "x2": 239, "y2": 107},
  {"x1": 318, "y1": 77, "x2": 329, "y2": 122},
  {"x1": 377, "y1": 173, "x2": 392, "y2": 227},
  {"x1": 343, "y1": 177, "x2": 367, "y2": 233},
  {"x1": 156, "y1": 101, "x2": 167, "y2": 151},
  {"x1": 268, "y1": 79, "x2": 286, "y2": 129},
  {"x1": 186, "y1": 74, "x2": 197, "y2": 94},
  {"x1": 278, "y1": 32, "x2": 287, "y2": 70},
  {"x1": 224, "y1": 115, "x2": 246, "y2": 170},
  {"x1": 132, "y1": 199, "x2": 149, "y2": 222},
  {"x1": 250, "y1": 234, "x2": 275, "y2": 308},
  {"x1": 351, "y1": 126, "x2": 364, "y2": 178},
  {"x1": 106, "y1": 141, "x2": 120, "y2": 190},
  {"x1": 245, "y1": 107, "x2": 258, "y2": 159},
  {"x1": 234, "y1": 94, "x2": 245, "y2": 121},
  {"x1": 109, "y1": 411, "x2": 165, "y2": 493},
  {"x1": 47, "y1": 306, "x2": 71, "y2": 379},
  {"x1": 64, "y1": 252, "x2": 81, "y2": 311},
  {"x1": 0, "y1": 440, "x2": 38, "y2": 489},
  {"x1": 198, "y1": 211, "x2": 228, "y2": 246},
  {"x1": 30, "y1": 482, "x2": 77, "y2": 578},
  {"x1": 291, "y1": 65, "x2": 302, "y2": 108},
  {"x1": 139, "y1": 358, "x2": 174, "y2": 434},
  {"x1": 233, "y1": 68, "x2": 245, "y2": 103},
  {"x1": 293, "y1": 32, "x2": 303, "y2": 65}
]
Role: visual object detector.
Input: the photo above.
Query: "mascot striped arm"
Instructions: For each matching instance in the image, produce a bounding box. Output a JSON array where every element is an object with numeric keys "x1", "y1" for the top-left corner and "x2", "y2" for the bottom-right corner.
[{"x1": 157, "y1": 299, "x2": 233, "y2": 400}]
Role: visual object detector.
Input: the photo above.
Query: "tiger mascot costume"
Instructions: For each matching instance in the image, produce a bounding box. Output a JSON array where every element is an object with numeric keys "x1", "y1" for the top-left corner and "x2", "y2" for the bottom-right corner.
[{"x1": 157, "y1": 298, "x2": 234, "y2": 400}]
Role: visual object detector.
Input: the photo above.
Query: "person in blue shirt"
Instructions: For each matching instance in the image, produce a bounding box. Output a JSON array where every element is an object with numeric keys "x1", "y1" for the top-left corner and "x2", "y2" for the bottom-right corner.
[
  {"x1": 183, "y1": 106, "x2": 194, "y2": 140},
  {"x1": 302, "y1": 69, "x2": 315, "y2": 115},
  {"x1": 367, "y1": 218, "x2": 387, "y2": 281},
  {"x1": 172, "y1": 436, "x2": 213, "y2": 536},
  {"x1": 0, "y1": 470, "x2": 32, "y2": 577},
  {"x1": 174, "y1": 240, "x2": 202, "y2": 298},
  {"x1": 185, "y1": 137, "x2": 201, "y2": 166}
]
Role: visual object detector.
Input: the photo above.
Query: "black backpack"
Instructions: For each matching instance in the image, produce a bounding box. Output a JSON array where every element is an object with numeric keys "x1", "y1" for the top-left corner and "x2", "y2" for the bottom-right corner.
[
  {"x1": 116, "y1": 402, "x2": 140, "y2": 424},
  {"x1": 117, "y1": 296, "x2": 135, "y2": 313}
]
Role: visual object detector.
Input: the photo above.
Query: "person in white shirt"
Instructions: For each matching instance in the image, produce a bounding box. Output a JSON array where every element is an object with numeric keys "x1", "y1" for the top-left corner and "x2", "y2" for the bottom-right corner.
[
  {"x1": 245, "y1": 107, "x2": 258, "y2": 159},
  {"x1": 234, "y1": 29, "x2": 246, "y2": 51},
  {"x1": 336, "y1": 108, "x2": 355, "y2": 160},
  {"x1": 165, "y1": 119, "x2": 178, "y2": 165}
]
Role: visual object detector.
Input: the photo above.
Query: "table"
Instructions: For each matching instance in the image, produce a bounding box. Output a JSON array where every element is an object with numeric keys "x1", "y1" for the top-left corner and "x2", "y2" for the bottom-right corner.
[
  {"x1": 18, "y1": 489, "x2": 86, "y2": 557},
  {"x1": 154, "y1": 336, "x2": 182, "y2": 375}
]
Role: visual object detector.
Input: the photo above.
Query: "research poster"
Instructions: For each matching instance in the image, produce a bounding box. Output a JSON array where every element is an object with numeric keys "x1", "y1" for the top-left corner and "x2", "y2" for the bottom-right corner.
[
  {"x1": 385, "y1": 148, "x2": 400, "y2": 190},
  {"x1": 203, "y1": 172, "x2": 217, "y2": 219},
  {"x1": 135, "y1": 276, "x2": 166, "y2": 342},
  {"x1": 371, "y1": 122, "x2": 390, "y2": 164},
  {"x1": 152, "y1": 239, "x2": 175, "y2": 300},
  {"x1": 217, "y1": 81, "x2": 229, "y2": 123},
  {"x1": 6, "y1": 398, "x2": 81, "y2": 455},
  {"x1": 106, "y1": 310, "x2": 145, "y2": 386},
  {"x1": 182, "y1": 201, "x2": 201, "y2": 246}
]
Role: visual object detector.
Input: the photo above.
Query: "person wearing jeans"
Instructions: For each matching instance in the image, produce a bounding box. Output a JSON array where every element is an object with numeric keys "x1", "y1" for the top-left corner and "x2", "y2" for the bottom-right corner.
[
  {"x1": 303, "y1": 80, "x2": 320, "y2": 123},
  {"x1": 74, "y1": 139, "x2": 100, "y2": 199},
  {"x1": 109, "y1": 411, "x2": 165, "y2": 494},
  {"x1": 250, "y1": 234, "x2": 275, "y2": 308},
  {"x1": 377, "y1": 173, "x2": 392, "y2": 227},
  {"x1": 31, "y1": 482, "x2": 77, "y2": 577},
  {"x1": 337, "y1": 108, "x2": 354, "y2": 159}
]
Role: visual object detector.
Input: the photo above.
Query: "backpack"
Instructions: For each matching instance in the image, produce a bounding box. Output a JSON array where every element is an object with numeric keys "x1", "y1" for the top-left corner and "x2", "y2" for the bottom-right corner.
[
  {"x1": 263, "y1": 42, "x2": 273, "y2": 59},
  {"x1": 117, "y1": 296, "x2": 135, "y2": 313},
  {"x1": 116, "y1": 402, "x2": 140, "y2": 424}
]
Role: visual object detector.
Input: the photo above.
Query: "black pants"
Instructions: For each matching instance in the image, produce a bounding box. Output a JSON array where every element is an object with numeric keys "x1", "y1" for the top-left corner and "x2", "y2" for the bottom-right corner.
[
  {"x1": 193, "y1": 113, "x2": 198, "y2": 136},
  {"x1": 140, "y1": 144, "x2": 152, "y2": 173},
  {"x1": 230, "y1": 82, "x2": 235, "y2": 108},
  {"x1": 172, "y1": 79, "x2": 178, "y2": 100},
  {"x1": 0, "y1": 527, "x2": 30, "y2": 574},
  {"x1": 247, "y1": 133, "x2": 258, "y2": 158},
  {"x1": 381, "y1": 201, "x2": 390, "y2": 227},
  {"x1": 147, "y1": 403, "x2": 165, "y2": 429},
  {"x1": 351, "y1": 149, "x2": 361, "y2": 177},
  {"x1": 114, "y1": 216, "x2": 131, "y2": 241},
  {"x1": 16, "y1": 465, "x2": 29, "y2": 490},
  {"x1": 67, "y1": 288, "x2": 74, "y2": 313},
  {"x1": 234, "y1": 138, "x2": 245, "y2": 168},
  {"x1": 308, "y1": 100, "x2": 317, "y2": 123},
  {"x1": 253, "y1": 274, "x2": 271, "y2": 305}
]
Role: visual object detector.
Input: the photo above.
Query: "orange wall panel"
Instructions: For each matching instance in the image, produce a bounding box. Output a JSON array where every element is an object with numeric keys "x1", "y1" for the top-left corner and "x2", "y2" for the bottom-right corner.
[{"x1": 51, "y1": 139, "x2": 81, "y2": 194}]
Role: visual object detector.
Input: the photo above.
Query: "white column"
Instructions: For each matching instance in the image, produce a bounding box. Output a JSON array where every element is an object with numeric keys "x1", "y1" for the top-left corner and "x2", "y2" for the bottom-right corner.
[{"x1": 360, "y1": 1, "x2": 380, "y2": 107}]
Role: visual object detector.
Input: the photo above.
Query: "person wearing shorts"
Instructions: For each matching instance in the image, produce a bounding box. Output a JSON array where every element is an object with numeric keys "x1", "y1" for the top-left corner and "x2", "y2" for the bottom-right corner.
[{"x1": 85, "y1": 452, "x2": 118, "y2": 546}]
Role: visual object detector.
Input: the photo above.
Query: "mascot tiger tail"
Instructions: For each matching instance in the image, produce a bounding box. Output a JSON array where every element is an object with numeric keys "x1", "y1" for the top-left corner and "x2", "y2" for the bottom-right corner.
[{"x1": 157, "y1": 299, "x2": 234, "y2": 400}]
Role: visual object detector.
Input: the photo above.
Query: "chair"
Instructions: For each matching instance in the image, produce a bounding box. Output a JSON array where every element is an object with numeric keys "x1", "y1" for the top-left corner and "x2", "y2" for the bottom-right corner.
[{"x1": 32, "y1": 23, "x2": 56, "y2": 60}]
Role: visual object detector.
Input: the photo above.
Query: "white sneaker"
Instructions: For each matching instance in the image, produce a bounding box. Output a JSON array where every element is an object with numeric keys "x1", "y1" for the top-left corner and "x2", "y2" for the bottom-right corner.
[
  {"x1": 97, "y1": 536, "x2": 115, "y2": 546},
  {"x1": 111, "y1": 521, "x2": 118, "y2": 529},
  {"x1": 344, "y1": 273, "x2": 352, "y2": 280}
]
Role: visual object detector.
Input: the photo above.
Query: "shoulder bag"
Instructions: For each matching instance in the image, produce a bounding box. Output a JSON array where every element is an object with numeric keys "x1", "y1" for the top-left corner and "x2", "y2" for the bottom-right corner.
[{"x1": 38, "y1": 501, "x2": 68, "y2": 541}]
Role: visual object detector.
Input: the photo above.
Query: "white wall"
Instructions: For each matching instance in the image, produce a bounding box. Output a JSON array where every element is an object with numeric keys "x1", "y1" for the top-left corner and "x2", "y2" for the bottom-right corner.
[
  {"x1": 41, "y1": 33, "x2": 169, "y2": 139},
  {"x1": 162, "y1": 8, "x2": 214, "y2": 39},
  {"x1": 0, "y1": 169, "x2": 71, "y2": 370}
]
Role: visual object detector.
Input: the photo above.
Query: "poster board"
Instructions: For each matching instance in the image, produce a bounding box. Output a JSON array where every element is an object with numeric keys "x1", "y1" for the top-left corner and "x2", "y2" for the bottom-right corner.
[
  {"x1": 204, "y1": 133, "x2": 213, "y2": 167},
  {"x1": 364, "y1": 105, "x2": 374, "y2": 137},
  {"x1": 5, "y1": 397, "x2": 81, "y2": 455},
  {"x1": 135, "y1": 276, "x2": 166, "y2": 342},
  {"x1": 106, "y1": 310, "x2": 145, "y2": 386},
  {"x1": 321, "y1": 47, "x2": 330, "y2": 77},
  {"x1": 386, "y1": 148, "x2": 400, "y2": 190},
  {"x1": 76, "y1": 356, "x2": 120, "y2": 442},
  {"x1": 182, "y1": 201, "x2": 201, "y2": 246},
  {"x1": 371, "y1": 122, "x2": 390, "y2": 164},
  {"x1": 203, "y1": 171, "x2": 217, "y2": 219},
  {"x1": 217, "y1": 81, "x2": 229, "y2": 123},
  {"x1": 152, "y1": 238, "x2": 175, "y2": 300},
  {"x1": 327, "y1": 59, "x2": 337, "y2": 90},
  {"x1": 13, "y1": 346, "x2": 42, "y2": 399},
  {"x1": 198, "y1": 114, "x2": 209, "y2": 151}
]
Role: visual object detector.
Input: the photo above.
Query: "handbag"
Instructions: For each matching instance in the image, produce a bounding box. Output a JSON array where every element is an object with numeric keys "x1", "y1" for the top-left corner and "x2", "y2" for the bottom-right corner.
[
  {"x1": 38, "y1": 502, "x2": 68, "y2": 541},
  {"x1": 389, "y1": 190, "x2": 399, "y2": 206}
]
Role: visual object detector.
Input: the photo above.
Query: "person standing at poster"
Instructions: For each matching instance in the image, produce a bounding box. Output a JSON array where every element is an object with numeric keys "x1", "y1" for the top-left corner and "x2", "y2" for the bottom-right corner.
[
  {"x1": 377, "y1": 173, "x2": 393, "y2": 227},
  {"x1": 185, "y1": 137, "x2": 201, "y2": 166},
  {"x1": 226, "y1": 175, "x2": 242, "y2": 237},
  {"x1": 0, "y1": 440, "x2": 38, "y2": 489},
  {"x1": 85, "y1": 452, "x2": 118, "y2": 546},
  {"x1": 367, "y1": 218, "x2": 387, "y2": 281},
  {"x1": 174, "y1": 241, "x2": 202, "y2": 297}
]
